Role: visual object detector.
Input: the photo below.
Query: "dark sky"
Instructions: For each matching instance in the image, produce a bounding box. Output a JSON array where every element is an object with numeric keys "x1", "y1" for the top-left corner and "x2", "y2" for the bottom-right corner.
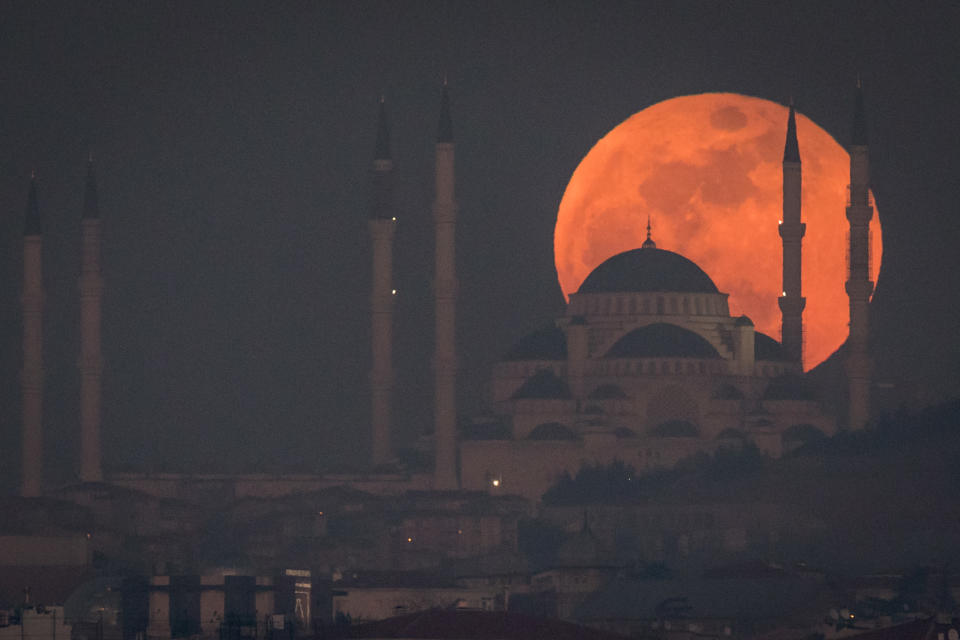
[{"x1": 1, "y1": 1, "x2": 958, "y2": 489}]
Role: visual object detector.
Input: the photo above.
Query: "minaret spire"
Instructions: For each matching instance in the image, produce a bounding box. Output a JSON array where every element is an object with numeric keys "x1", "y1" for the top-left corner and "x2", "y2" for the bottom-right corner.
[
  {"x1": 783, "y1": 101, "x2": 801, "y2": 163},
  {"x1": 369, "y1": 97, "x2": 397, "y2": 466},
  {"x1": 779, "y1": 101, "x2": 806, "y2": 365},
  {"x1": 438, "y1": 81, "x2": 453, "y2": 143},
  {"x1": 845, "y1": 79, "x2": 874, "y2": 430},
  {"x1": 433, "y1": 80, "x2": 458, "y2": 490},
  {"x1": 79, "y1": 156, "x2": 104, "y2": 482},
  {"x1": 375, "y1": 96, "x2": 391, "y2": 161},
  {"x1": 21, "y1": 174, "x2": 44, "y2": 497}
]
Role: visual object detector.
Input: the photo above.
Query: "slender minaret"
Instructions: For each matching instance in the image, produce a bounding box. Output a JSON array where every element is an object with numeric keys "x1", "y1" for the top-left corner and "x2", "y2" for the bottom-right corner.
[
  {"x1": 778, "y1": 101, "x2": 806, "y2": 365},
  {"x1": 21, "y1": 174, "x2": 44, "y2": 497},
  {"x1": 369, "y1": 97, "x2": 397, "y2": 466},
  {"x1": 433, "y1": 80, "x2": 458, "y2": 490},
  {"x1": 79, "y1": 157, "x2": 104, "y2": 482},
  {"x1": 845, "y1": 79, "x2": 874, "y2": 430}
]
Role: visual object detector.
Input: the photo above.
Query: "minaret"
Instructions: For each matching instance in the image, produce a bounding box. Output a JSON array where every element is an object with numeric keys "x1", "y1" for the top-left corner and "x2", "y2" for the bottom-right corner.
[
  {"x1": 21, "y1": 174, "x2": 44, "y2": 497},
  {"x1": 79, "y1": 157, "x2": 104, "y2": 482},
  {"x1": 433, "y1": 80, "x2": 458, "y2": 490},
  {"x1": 369, "y1": 97, "x2": 397, "y2": 466},
  {"x1": 778, "y1": 101, "x2": 806, "y2": 365},
  {"x1": 845, "y1": 79, "x2": 874, "y2": 430}
]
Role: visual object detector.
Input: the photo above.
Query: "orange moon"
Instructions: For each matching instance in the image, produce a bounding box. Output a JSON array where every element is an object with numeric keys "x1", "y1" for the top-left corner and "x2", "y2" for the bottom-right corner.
[{"x1": 554, "y1": 93, "x2": 882, "y2": 370}]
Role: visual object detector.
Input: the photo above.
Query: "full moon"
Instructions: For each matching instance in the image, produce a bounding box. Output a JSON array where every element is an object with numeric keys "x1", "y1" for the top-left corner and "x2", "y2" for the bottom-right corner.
[{"x1": 554, "y1": 93, "x2": 882, "y2": 370}]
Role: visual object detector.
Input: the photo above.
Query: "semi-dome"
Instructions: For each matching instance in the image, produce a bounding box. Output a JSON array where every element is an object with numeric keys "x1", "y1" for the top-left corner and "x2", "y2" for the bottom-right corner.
[
  {"x1": 511, "y1": 369, "x2": 571, "y2": 400},
  {"x1": 604, "y1": 323, "x2": 721, "y2": 359},
  {"x1": 577, "y1": 247, "x2": 719, "y2": 294},
  {"x1": 754, "y1": 332, "x2": 791, "y2": 362}
]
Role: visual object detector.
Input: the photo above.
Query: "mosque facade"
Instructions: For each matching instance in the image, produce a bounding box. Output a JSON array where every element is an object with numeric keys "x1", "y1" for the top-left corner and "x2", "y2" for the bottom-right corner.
[{"x1": 460, "y1": 238, "x2": 835, "y2": 500}]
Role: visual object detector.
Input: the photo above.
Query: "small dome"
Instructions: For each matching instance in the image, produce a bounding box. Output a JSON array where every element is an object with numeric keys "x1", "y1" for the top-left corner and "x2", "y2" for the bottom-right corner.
[
  {"x1": 605, "y1": 323, "x2": 721, "y2": 359},
  {"x1": 504, "y1": 324, "x2": 567, "y2": 361},
  {"x1": 527, "y1": 422, "x2": 580, "y2": 441},
  {"x1": 754, "y1": 332, "x2": 791, "y2": 361},
  {"x1": 511, "y1": 369, "x2": 571, "y2": 400},
  {"x1": 735, "y1": 315, "x2": 754, "y2": 327},
  {"x1": 649, "y1": 419, "x2": 700, "y2": 437},
  {"x1": 578, "y1": 247, "x2": 719, "y2": 294}
]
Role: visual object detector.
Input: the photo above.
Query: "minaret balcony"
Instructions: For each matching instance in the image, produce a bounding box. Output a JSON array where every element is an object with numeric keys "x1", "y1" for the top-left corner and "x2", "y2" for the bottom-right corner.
[{"x1": 777, "y1": 222, "x2": 806, "y2": 238}]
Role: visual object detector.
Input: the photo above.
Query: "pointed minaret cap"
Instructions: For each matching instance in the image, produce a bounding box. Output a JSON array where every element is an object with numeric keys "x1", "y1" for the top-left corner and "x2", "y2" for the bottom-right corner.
[
  {"x1": 24, "y1": 173, "x2": 41, "y2": 236},
  {"x1": 83, "y1": 155, "x2": 100, "y2": 219},
  {"x1": 438, "y1": 79, "x2": 453, "y2": 143},
  {"x1": 374, "y1": 96, "x2": 391, "y2": 160},
  {"x1": 852, "y1": 77, "x2": 868, "y2": 146},
  {"x1": 641, "y1": 215, "x2": 657, "y2": 249},
  {"x1": 783, "y1": 101, "x2": 801, "y2": 163}
]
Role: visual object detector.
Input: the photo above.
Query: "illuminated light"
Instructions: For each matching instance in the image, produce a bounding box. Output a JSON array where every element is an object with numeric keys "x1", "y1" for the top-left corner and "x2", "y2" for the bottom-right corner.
[
  {"x1": 457, "y1": 529, "x2": 462, "y2": 535},
  {"x1": 318, "y1": 511, "x2": 323, "y2": 516},
  {"x1": 406, "y1": 537, "x2": 413, "y2": 543},
  {"x1": 391, "y1": 289, "x2": 397, "y2": 295},
  {"x1": 782, "y1": 291, "x2": 786, "y2": 296},
  {"x1": 391, "y1": 216, "x2": 396, "y2": 221},
  {"x1": 778, "y1": 220, "x2": 783, "y2": 224},
  {"x1": 554, "y1": 93, "x2": 882, "y2": 370},
  {"x1": 491, "y1": 478, "x2": 500, "y2": 487}
]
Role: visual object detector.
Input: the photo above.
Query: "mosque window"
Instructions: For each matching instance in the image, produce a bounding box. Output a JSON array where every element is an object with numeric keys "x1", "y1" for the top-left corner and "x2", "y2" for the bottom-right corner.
[
  {"x1": 616, "y1": 298, "x2": 623, "y2": 314},
  {"x1": 644, "y1": 298, "x2": 652, "y2": 314},
  {"x1": 682, "y1": 298, "x2": 690, "y2": 314},
  {"x1": 698, "y1": 362, "x2": 705, "y2": 374},
  {"x1": 696, "y1": 298, "x2": 703, "y2": 315},
  {"x1": 657, "y1": 297, "x2": 665, "y2": 315},
  {"x1": 630, "y1": 297, "x2": 637, "y2": 314},
  {"x1": 670, "y1": 298, "x2": 678, "y2": 314}
]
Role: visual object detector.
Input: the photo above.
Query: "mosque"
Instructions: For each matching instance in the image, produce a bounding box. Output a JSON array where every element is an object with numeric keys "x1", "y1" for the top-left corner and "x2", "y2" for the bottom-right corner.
[{"x1": 12, "y1": 84, "x2": 875, "y2": 503}]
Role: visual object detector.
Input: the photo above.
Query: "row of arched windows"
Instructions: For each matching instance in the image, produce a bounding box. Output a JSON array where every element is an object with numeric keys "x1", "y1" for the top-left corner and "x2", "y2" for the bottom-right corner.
[
  {"x1": 569, "y1": 293, "x2": 729, "y2": 318},
  {"x1": 594, "y1": 358, "x2": 725, "y2": 377}
]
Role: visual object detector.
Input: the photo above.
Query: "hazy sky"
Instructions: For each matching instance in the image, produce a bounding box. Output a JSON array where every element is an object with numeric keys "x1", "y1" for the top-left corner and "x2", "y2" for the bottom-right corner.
[{"x1": 1, "y1": 1, "x2": 958, "y2": 488}]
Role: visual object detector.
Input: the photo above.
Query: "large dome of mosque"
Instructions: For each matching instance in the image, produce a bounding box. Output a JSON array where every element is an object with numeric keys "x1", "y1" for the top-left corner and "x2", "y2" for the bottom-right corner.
[{"x1": 577, "y1": 247, "x2": 719, "y2": 294}]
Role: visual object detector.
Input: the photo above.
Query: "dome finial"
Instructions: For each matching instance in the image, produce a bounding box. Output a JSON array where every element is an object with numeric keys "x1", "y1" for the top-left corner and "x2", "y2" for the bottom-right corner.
[{"x1": 642, "y1": 214, "x2": 657, "y2": 249}]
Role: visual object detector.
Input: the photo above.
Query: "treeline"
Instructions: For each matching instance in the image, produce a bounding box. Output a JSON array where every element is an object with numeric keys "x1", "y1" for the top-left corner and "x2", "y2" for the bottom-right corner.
[{"x1": 541, "y1": 444, "x2": 767, "y2": 506}]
